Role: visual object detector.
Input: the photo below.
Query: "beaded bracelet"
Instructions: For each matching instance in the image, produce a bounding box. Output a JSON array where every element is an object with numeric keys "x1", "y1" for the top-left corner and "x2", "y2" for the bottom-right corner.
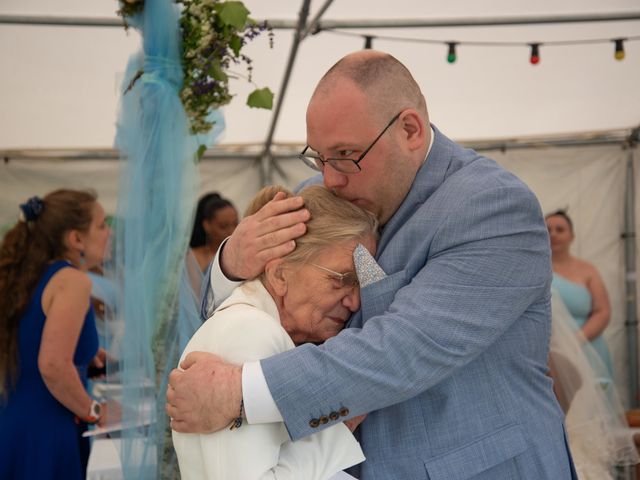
[{"x1": 229, "y1": 399, "x2": 244, "y2": 430}]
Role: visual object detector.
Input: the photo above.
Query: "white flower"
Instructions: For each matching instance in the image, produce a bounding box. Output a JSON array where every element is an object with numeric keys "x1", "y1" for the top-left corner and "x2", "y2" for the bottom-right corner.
[{"x1": 199, "y1": 33, "x2": 213, "y2": 46}]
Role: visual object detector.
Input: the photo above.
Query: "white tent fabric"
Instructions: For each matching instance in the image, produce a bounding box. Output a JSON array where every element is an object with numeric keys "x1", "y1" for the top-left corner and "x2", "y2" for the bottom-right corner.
[{"x1": 1, "y1": 0, "x2": 639, "y2": 148}]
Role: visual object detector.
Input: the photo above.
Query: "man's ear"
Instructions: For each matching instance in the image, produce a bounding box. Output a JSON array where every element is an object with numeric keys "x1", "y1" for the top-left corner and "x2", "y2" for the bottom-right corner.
[
  {"x1": 264, "y1": 258, "x2": 288, "y2": 297},
  {"x1": 399, "y1": 109, "x2": 426, "y2": 151}
]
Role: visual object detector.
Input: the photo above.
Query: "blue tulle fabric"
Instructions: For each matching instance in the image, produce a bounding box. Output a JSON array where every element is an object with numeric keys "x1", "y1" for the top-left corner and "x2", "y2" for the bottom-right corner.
[{"x1": 108, "y1": 0, "x2": 223, "y2": 477}]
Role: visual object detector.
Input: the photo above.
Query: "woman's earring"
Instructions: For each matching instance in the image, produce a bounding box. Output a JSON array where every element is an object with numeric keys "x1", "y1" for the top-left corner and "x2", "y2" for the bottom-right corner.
[{"x1": 79, "y1": 250, "x2": 86, "y2": 266}]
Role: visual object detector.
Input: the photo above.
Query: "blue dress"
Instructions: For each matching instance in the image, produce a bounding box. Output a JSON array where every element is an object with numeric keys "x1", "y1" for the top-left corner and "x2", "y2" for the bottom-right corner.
[
  {"x1": 0, "y1": 260, "x2": 98, "y2": 480},
  {"x1": 552, "y1": 273, "x2": 614, "y2": 380}
]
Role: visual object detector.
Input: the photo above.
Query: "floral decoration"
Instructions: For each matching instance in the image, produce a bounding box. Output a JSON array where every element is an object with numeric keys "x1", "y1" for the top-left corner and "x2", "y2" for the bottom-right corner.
[
  {"x1": 117, "y1": 0, "x2": 274, "y2": 135},
  {"x1": 178, "y1": 0, "x2": 274, "y2": 134},
  {"x1": 116, "y1": 0, "x2": 144, "y2": 29}
]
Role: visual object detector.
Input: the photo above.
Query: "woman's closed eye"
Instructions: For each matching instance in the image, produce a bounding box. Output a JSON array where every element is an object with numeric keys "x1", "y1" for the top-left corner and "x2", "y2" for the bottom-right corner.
[
  {"x1": 327, "y1": 273, "x2": 358, "y2": 290},
  {"x1": 328, "y1": 275, "x2": 346, "y2": 290},
  {"x1": 311, "y1": 264, "x2": 358, "y2": 289}
]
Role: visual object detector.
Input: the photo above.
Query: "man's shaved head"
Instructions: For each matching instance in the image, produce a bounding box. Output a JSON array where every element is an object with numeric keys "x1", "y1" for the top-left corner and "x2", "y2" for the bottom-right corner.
[{"x1": 313, "y1": 50, "x2": 428, "y2": 123}]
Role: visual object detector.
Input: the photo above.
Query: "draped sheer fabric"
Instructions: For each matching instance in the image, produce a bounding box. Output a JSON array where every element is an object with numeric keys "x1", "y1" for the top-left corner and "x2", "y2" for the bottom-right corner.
[
  {"x1": 549, "y1": 290, "x2": 638, "y2": 479},
  {"x1": 105, "y1": 0, "x2": 223, "y2": 477}
]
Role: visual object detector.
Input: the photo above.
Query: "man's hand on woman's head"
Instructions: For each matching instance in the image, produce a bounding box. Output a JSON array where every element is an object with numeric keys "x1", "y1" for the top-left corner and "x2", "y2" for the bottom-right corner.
[
  {"x1": 221, "y1": 192, "x2": 310, "y2": 281},
  {"x1": 166, "y1": 351, "x2": 242, "y2": 434}
]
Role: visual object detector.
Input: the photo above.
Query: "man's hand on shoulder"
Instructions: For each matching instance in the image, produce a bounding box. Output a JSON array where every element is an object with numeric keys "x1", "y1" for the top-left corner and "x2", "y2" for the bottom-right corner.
[
  {"x1": 221, "y1": 192, "x2": 310, "y2": 280},
  {"x1": 166, "y1": 351, "x2": 242, "y2": 433}
]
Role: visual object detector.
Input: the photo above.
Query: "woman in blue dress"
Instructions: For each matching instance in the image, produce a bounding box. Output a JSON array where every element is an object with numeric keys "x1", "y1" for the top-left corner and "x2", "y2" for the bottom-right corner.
[
  {"x1": 546, "y1": 209, "x2": 638, "y2": 478},
  {"x1": 0, "y1": 189, "x2": 110, "y2": 480},
  {"x1": 545, "y1": 209, "x2": 613, "y2": 380}
]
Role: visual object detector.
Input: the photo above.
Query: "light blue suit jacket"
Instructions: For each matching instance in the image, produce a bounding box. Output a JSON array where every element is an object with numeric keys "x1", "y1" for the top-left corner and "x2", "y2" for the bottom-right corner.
[{"x1": 259, "y1": 127, "x2": 577, "y2": 479}]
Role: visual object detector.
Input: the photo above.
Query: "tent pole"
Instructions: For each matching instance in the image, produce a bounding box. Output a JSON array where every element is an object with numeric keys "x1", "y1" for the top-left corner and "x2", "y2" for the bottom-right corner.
[
  {"x1": 2, "y1": 12, "x2": 640, "y2": 29},
  {"x1": 624, "y1": 147, "x2": 639, "y2": 408},
  {"x1": 1, "y1": 129, "x2": 636, "y2": 162},
  {"x1": 259, "y1": 0, "x2": 312, "y2": 186},
  {"x1": 300, "y1": 0, "x2": 335, "y2": 40}
]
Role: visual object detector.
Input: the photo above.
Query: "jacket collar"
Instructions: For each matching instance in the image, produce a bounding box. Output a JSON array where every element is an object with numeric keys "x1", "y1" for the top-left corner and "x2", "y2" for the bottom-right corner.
[{"x1": 377, "y1": 124, "x2": 454, "y2": 255}]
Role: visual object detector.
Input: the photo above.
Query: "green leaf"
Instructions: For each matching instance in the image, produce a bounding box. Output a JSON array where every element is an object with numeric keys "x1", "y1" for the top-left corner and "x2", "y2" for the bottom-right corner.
[
  {"x1": 247, "y1": 87, "x2": 274, "y2": 109},
  {"x1": 216, "y1": 2, "x2": 250, "y2": 30},
  {"x1": 229, "y1": 34, "x2": 242, "y2": 57},
  {"x1": 196, "y1": 144, "x2": 207, "y2": 161},
  {"x1": 209, "y1": 60, "x2": 228, "y2": 82}
]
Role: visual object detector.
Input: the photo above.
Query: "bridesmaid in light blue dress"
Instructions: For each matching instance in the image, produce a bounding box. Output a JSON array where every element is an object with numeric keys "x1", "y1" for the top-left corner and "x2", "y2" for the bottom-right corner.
[
  {"x1": 551, "y1": 274, "x2": 613, "y2": 378},
  {"x1": 546, "y1": 210, "x2": 613, "y2": 380}
]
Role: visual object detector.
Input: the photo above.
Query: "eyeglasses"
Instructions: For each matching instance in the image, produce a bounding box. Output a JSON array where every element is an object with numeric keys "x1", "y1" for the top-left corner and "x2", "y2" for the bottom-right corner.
[
  {"x1": 311, "y1": 264, "x2": 359, "y2": 289},
  {"x1": 299, "y1": 111, "x2": 402, "y2": 174}
]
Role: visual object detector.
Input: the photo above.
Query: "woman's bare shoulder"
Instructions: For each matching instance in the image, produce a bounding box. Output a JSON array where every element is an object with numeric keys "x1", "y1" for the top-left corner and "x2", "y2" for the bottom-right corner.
[
  {"x1": 49, "y1": 266, "x2": 92, "y2": 290},
  {"x1": 571, "y1": 257, "x2": 603, "y2": 285}
]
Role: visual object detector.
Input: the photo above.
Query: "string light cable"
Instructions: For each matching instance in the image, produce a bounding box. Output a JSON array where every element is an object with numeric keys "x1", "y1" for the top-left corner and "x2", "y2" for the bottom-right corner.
[{"x1": 325, "y1": 29, "x2": 640, "y2": 64}]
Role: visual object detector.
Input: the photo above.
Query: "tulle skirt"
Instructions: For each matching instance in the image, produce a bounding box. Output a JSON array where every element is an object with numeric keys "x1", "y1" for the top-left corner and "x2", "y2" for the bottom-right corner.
[{"x1": 549, "y1": 290, "x2": 638, "y2": 479}]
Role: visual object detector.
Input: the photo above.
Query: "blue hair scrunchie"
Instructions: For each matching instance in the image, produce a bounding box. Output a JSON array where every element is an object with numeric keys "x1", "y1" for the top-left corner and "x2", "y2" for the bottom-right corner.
[{"x1": 19, "y1": 196, "x2": 44, "y2": 222}]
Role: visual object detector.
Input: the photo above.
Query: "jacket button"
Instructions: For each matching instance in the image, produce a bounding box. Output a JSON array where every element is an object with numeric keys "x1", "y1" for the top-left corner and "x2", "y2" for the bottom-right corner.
[
  {"x1": 309, "y1": 418, "x2": 320, "y2": 428},
  {"x1": 339, "y1": 407, "x2": 350, "y2": 417},
  {"x1": 319, "y1": 416, "x2": 329, "y2": 425},
  {"x1": 329, "y1": 411, "x2": 340, "y2": 421}
]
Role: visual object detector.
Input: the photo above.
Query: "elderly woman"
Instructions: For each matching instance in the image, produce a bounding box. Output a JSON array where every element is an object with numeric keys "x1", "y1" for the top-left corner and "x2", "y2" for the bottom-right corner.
[{"x1": 172, "y1": 185, "x2": 378, "y2": 480}]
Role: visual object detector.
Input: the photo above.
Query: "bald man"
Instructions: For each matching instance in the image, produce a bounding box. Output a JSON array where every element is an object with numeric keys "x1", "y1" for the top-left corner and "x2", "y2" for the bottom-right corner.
[{"x1": 168, "y1": 51, "x2": 576, "y2": 480}]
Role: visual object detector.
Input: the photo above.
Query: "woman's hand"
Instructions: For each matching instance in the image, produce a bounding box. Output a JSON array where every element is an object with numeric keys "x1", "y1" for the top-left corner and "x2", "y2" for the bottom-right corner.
[
  {"x1": 88, "y1": 348, "x2": 107, "y2": 379},
  {"x1": 98, "y1": 402, "x2": 108, "y2": 428}
]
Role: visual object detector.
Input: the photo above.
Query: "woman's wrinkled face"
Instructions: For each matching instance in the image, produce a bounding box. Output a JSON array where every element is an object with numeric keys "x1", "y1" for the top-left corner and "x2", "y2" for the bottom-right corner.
[
  {"x1": 204, "y1": 205, "x2": 238, "y2": 247},
  {"x1": 546, "y1": 215, "x2": 573, "y2": 254},
  {"x1": 280, "y1": 236, "x2": 376, "y2": 344}
]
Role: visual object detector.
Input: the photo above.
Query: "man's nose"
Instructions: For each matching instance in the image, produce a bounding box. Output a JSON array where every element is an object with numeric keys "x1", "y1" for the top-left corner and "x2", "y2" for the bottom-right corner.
[{"x1": 323, "y1": 164, "x2": 348, "y2": 190}]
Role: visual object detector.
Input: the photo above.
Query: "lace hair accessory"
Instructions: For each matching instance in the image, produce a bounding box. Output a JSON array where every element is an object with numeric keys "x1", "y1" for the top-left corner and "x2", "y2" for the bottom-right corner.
[
  {"x1": 19, "y1": 196, "x2": 44, "y2": 222},
  {"x1": 353, "y1": 243, "x2": 387, "y2": 288}
]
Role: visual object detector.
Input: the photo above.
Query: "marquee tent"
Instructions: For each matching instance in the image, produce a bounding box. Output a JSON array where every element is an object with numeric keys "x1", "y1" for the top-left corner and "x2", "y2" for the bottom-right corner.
[{"x1": 1, "y1": 0, "x2": 639, "y2": 406}]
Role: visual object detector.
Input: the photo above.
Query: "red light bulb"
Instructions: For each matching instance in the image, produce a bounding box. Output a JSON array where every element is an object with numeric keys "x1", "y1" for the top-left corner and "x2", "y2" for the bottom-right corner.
[{"x1": 529, "y1": 44, "x2": 540, "y2": 65}]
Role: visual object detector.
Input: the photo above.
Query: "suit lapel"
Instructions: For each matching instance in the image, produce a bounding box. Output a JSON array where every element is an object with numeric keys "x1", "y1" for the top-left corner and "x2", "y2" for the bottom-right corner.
[{"x1": 347, "y1": 127, "x2": 456, "y2": 328}]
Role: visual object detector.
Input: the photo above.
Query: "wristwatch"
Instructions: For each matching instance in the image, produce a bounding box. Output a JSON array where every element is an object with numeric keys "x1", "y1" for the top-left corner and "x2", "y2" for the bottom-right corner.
[{"x1": 83, "y1": 399, "x2": 102, "y2": 425}]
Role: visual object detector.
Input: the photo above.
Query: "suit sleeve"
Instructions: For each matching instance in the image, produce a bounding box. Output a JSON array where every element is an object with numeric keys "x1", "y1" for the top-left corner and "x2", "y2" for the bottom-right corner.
[
  {"x1": 261, "y1": 183, "x2": 552, "y2": 440},
  {"x1": 172, "y1": 303, "x2": 364, "y2": 480}
]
